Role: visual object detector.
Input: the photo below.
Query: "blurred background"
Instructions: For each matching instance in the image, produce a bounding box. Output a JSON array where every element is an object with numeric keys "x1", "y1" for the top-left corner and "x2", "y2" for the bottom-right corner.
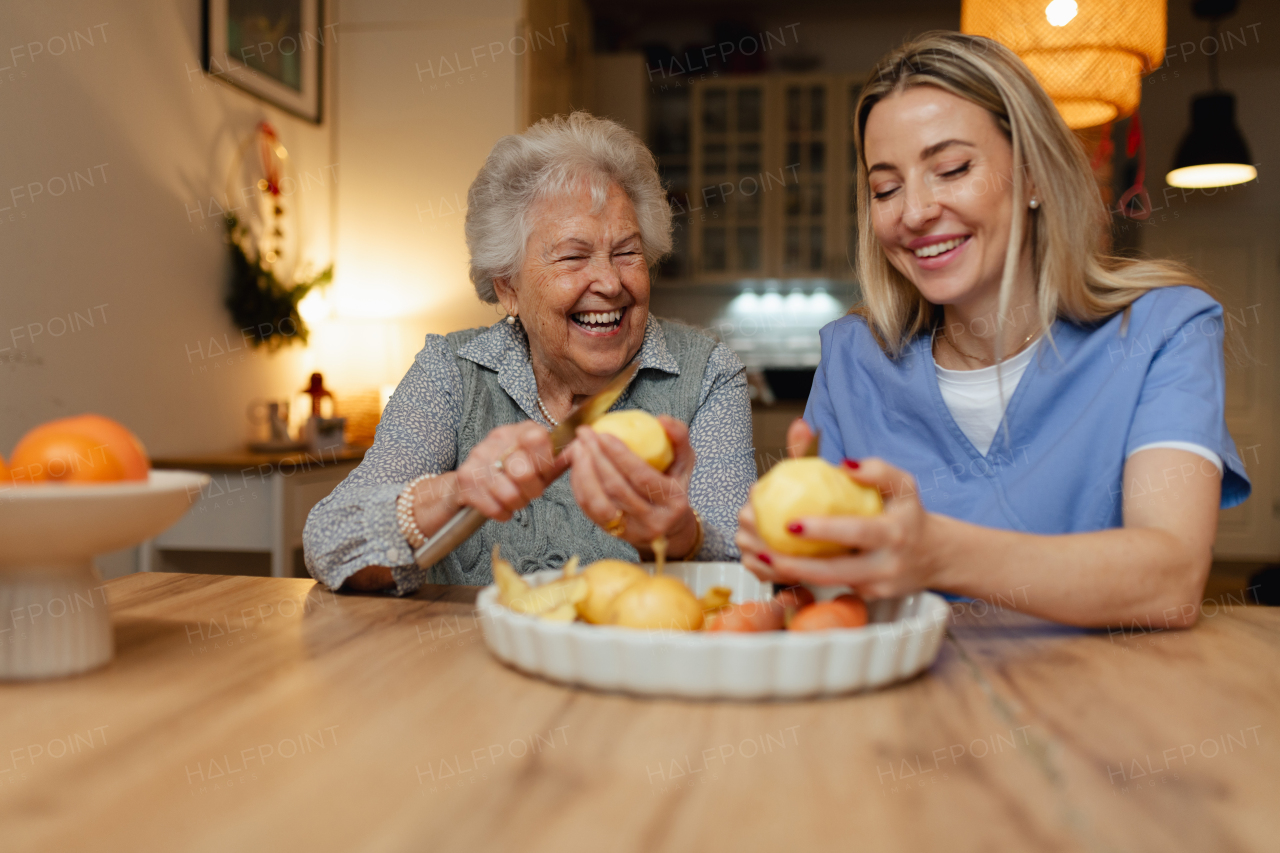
[{"x1": 1, "y1": 0, "x2": 1275, "y2": 587}]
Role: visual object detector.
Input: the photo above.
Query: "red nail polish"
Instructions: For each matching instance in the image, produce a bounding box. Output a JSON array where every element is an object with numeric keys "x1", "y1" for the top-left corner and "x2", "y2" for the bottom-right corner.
[
  {"x1": 842, "y1": 458, "x2": 861, "y2": 470},
  {"x1": 759, "y1": 553, "x2": 773, "y2": 566},
  {"x1": 786, "y1": 522, "x2": 804, "y2": 534}
]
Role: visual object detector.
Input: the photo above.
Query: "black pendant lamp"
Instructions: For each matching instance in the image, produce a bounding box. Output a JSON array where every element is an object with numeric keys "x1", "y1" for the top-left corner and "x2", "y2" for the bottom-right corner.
[{"x1": 1166, "y1": 0, "x2": 1256, "y2": 188}]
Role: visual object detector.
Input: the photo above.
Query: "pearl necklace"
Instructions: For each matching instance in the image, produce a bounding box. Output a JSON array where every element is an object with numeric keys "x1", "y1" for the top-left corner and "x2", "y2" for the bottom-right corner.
[{"x1": 536, "y1": 393, "x2": 560, "y2": 427}]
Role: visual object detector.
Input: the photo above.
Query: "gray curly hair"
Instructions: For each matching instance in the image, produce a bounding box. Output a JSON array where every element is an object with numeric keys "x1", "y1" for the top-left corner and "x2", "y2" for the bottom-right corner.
[{"x1": 465, "y1": 111, "x2": 673, "y2": 303}]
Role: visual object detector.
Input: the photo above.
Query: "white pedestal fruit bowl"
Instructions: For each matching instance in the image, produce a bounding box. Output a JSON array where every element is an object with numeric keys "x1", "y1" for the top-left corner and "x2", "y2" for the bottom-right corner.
[{"x1": 0, "y1": 470, "x2": 210, "y2": 679}]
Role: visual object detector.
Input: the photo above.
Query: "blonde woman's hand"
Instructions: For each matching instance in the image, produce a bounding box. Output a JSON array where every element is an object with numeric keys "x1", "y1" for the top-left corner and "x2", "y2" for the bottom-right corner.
[{"x1": 736, "y1": 457, "x2": 938, "y2": 600}]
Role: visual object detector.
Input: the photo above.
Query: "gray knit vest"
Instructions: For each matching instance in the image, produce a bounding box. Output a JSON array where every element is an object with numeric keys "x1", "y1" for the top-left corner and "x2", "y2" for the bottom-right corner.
[{"x1": 430, "y1": 319, "x2": 716, "y2": 584}]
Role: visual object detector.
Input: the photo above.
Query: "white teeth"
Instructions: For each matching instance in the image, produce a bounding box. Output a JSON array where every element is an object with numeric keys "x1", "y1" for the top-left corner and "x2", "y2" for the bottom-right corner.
[
  {"x1": 573, "y1": 309, "x2": 623, "y2": 325},
  {"x1": 914, "y1": 237, "x2": 967, "y2": 258}
]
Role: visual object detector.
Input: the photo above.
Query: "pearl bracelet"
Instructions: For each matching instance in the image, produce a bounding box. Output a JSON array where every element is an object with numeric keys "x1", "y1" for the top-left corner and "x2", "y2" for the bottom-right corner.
[{"x1": 395, "y1": 473, "x2": 438, "y2": 550}]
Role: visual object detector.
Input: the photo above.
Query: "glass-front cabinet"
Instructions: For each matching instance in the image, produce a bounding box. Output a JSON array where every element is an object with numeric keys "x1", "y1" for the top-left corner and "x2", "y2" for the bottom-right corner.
[
  {"x1": 677, "y1": 74, "x2": 862, "y2": 283},
  {"x1": 845, "y1": 79, "x2": 863, "y2": 274},
  {"x1": 693, "y1": 83, "x2": 765, "y2": 276}
]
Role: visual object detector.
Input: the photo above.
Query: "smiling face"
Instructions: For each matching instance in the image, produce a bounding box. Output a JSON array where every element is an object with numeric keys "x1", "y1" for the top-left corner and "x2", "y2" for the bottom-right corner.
[
  {"x1": 862, "y1": 85, "x2": 1029, "y2": 313},
  {"x1": 495, "y1": 180, "x2": 649, "y2": 393}
]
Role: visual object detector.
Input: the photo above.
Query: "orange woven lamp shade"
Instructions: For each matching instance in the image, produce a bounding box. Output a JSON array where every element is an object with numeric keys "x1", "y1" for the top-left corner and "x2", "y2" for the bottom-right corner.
[{"x1": 962, "y1": 0, "x2": 1166, "y2": 129}]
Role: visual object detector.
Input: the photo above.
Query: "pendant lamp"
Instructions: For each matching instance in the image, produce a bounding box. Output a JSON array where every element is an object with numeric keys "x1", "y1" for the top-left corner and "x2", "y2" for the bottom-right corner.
[
  {"x1": 961, "y1": 0, "x2": 1166, "y2": 129},
  {"x1": 1166, "y1": 0, "x2": 1256, "y2": 189}
]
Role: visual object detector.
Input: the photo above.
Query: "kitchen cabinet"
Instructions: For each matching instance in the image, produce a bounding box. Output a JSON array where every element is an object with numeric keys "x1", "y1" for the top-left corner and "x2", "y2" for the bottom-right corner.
[
  {"x1": 677, "y1": 74, "x2": 863, "y2": 283},
  {"x1": 140, "y1": 449, "x2": 364, "y2": 578}
]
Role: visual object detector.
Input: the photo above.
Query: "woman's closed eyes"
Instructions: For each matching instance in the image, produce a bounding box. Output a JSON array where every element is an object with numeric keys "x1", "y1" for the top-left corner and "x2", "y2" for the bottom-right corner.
[
  {"x1": 555, "y1": 249, "x2": 641, "y2": 263},
  {"x1": 871, "y1": 160, "x2": 973, "y2": 200}
]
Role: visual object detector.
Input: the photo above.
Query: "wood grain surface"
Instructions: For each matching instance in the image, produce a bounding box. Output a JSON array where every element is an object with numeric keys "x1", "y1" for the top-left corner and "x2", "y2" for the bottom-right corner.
[{"x1": 1, "y1": 573, "x2": 1276, "y2": 853}]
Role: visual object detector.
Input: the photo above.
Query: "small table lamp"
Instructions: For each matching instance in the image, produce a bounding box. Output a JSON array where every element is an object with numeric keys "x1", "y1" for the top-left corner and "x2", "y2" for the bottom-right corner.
[{"x1": 301, "y1": 372, "x2": 344, "y2": 453}]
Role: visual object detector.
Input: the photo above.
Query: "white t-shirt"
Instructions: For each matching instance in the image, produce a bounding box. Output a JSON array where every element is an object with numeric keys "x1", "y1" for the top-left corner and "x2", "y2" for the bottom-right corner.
[{"x1": 934, "y1": 341, "x2": 1222, "y2": 471}]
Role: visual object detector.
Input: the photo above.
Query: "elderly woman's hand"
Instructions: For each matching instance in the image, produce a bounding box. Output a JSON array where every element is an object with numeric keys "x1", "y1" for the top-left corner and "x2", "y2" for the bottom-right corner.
[
  {"x1": 569, "y1": 415, "x2": 701, "y2": 559},
  {"x1": 736, "y1": 457, "x2": 938, "y2": 600},
  {"x1": 452, "y1": 421, "x2": 570, "y2": 521}
]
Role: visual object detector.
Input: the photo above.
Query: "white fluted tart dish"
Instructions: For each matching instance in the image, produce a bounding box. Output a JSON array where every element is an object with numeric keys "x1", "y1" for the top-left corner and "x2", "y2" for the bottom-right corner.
[{"x1": 478, "y1": 562, "x2": 948, "y2": 699}]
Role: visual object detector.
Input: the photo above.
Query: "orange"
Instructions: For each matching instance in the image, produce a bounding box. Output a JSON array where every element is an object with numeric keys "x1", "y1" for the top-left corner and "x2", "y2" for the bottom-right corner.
[
  {"x1": 9, "y1": 414, "x2": 150, "y2": 485},
  {"x1": 55, "y1": 415, "x2": 150, "y2": 479},
  {"x1": 788, "y1": 597, "x2": 869, "y2": 631},
  {"x1": 774, "y1": 585, "x2": 816, "y2": 612},
  {"x1": 705, "y1": 600, "x2": 786, "y2": 632},
  {"x1": 0, "y1": 453, "x2": 10, "y2": 489}
]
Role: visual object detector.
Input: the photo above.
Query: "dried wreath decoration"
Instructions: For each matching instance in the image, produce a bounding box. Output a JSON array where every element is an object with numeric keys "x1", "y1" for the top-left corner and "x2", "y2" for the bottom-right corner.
[
  {"x1": 223, "y1": 122, "x2": 332, "y2": 349},
  {"x1": 225, "y1": 213, "x2": 331, "y2": 348}
]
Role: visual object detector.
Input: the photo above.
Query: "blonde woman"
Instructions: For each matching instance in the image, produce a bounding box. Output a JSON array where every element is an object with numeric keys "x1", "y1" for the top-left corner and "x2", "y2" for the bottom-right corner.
[{"x1": 736, "y1": 32, "x2": 1250, "y2": 628}]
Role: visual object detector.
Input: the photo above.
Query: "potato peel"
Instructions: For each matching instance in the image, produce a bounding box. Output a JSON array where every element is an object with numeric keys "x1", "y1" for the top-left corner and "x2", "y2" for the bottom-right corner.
[
  {"x1": 493, "y1": 545, "x2": 530, "y2": 607},
  {"x1": 699, "y1": 586, "x2": 733, "y2": 614},
  {"x1": 539, "y1": 603, "x2": 579, "y2": 622}
]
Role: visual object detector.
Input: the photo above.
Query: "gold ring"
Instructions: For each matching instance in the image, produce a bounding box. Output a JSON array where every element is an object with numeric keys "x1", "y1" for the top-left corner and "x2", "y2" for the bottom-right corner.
[{"x1": 604, "y1": 509, "x2": 626, "y2": 538}]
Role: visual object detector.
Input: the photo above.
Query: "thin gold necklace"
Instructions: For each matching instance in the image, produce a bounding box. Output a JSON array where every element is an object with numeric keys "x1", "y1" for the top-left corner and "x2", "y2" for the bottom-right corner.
[{"x1": 939, "y1": 326, "x2": 1038, "y2": 365}]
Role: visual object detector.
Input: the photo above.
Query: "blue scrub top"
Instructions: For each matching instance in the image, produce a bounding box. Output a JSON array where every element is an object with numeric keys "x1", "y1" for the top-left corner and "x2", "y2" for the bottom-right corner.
[{"x1": 805, "y1": 286, "x2": 1251, "y2": 534}]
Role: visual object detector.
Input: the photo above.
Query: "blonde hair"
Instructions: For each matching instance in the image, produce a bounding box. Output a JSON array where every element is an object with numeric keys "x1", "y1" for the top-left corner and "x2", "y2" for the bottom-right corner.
[{"x1": 852, "y1": 32, "x2": 1206, "y2": 357}]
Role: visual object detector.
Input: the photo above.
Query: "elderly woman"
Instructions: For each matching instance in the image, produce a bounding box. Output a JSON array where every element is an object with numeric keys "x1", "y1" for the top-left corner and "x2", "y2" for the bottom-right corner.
[{"x1": 304, "y1": 112, "x2": 754, "y2": 594}]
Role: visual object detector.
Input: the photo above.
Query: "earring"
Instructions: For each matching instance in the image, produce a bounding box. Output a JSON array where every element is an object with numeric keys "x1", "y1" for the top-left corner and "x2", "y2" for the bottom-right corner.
[
  {"x1": 505, "y1": 312, "x2": 518, "y2": 325},
  {"x1": 1028, "y1": 197, "x2": 1040, "y2": 209}
]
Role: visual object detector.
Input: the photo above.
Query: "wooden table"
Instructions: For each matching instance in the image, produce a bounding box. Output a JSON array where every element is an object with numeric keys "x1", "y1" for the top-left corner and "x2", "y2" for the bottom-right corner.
[{"x1": 2, "y1": 573, "x2": 1277, "y2": 852}]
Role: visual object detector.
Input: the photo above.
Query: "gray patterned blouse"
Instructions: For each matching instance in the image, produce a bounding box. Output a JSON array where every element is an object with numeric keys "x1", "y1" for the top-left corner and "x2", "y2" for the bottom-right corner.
[{"x1": 303, "y1": 315, "x2": 756, "y2": 595}]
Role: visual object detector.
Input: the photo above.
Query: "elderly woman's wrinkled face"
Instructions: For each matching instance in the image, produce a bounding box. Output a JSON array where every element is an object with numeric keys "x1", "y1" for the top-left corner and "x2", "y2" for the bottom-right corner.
[{"x1": 501, "y1": 181, "x2": 649, "y2": 387}]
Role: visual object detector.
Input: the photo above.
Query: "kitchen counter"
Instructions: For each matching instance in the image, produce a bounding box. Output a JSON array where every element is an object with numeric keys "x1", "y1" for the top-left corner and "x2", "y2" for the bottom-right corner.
[
  {"x1": 2, "y1": 572, "x2": 1277, "y2": 852},
  {"x1": 150, "y1": 445, "x2": 368, "y2": 470}
]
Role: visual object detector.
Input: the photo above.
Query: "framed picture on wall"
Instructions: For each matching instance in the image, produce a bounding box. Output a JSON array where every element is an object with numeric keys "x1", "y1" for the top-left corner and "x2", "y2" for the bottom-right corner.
[{"x1": 202, "y1": 0, "x2": 325, "y2": 123}]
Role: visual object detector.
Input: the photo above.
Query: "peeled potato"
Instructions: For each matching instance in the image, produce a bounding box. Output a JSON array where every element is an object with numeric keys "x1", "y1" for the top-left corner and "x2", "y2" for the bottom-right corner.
[
  {"x1": 591, "y1": 410, "x2": 674, "y2": 472},
  {"x1": 577, "y1": 559, "x2": 648, "y2": 624},
  {"x1": 607, "y1": 576, "x2": 704, "y2": 631},
  {"x1": 752, "y1": 458, "x2": 883, "y2": 557}
]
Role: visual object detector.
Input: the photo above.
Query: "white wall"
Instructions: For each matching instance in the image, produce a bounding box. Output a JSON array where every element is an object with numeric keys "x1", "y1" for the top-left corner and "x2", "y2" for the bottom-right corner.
[
  {"x1": 0, "y1": 0, "x2": 535, "y2": 456},
  {"x1": 0, "y1": 1, "x2": 335, "y2": 456},
  {"x1": 305, "y1": 0, "x2": 526, "y2": 396}
]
